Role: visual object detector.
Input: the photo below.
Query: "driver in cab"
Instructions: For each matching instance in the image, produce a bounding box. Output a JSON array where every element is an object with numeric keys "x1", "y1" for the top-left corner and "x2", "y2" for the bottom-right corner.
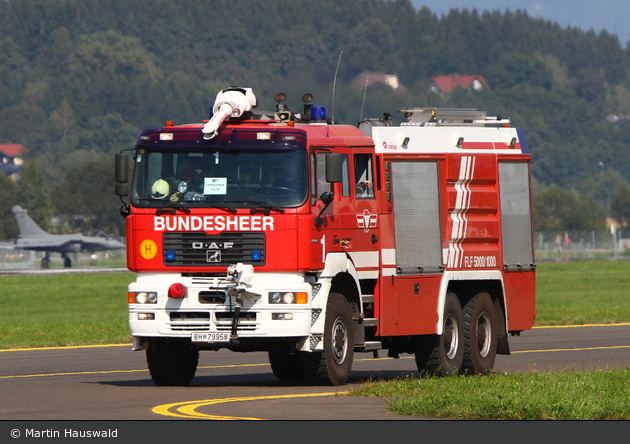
[{"x1": 151, "y1": 158, "x2": 204, "y2": 201}]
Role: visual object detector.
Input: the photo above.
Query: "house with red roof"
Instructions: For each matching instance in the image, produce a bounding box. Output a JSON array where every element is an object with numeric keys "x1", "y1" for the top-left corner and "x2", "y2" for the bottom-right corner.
[
  {"x1": 0, "y1": 143, "x2": 25, "y2": 177},
  {"x1": 429, "y1": 74, "x2": 490, "y2": 96}
]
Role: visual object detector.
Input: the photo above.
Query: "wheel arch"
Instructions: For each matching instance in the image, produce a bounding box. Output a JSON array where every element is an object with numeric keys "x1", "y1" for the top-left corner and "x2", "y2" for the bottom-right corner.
[{"x1": 319, "y1": 252, "x2": 362, "y2": 311}]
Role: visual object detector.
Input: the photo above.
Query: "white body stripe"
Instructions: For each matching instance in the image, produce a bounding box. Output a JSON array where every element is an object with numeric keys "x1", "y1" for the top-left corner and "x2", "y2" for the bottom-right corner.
[
  {"x1": 448, "y1": 156, "x2": 475, "y2": 268},
  {"x1": 348, "y1": 251, "x2": 379, "y2": 268}
]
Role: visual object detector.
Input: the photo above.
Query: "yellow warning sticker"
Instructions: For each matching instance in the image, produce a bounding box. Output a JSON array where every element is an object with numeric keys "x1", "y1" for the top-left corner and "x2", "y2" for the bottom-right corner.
[{"x1": 140, "y1": 239, "x2": 158, "y2": 260}]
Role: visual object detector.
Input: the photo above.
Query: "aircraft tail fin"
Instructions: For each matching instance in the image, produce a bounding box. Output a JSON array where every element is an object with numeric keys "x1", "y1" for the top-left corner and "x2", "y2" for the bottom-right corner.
[{"x1": 12, "y1": 205, "x2": 48, "y2": 236}]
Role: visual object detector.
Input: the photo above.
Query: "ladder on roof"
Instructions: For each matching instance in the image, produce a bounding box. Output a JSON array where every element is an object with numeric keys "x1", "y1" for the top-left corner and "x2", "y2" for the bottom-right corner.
[{"x1": 399, "y1": 107, "x2": 510, "y2": 127}]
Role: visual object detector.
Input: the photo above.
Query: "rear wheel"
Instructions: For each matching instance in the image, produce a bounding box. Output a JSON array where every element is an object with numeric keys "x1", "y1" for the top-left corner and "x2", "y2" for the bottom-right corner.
[
  {"x1": 462, "y1": 292, "x2": 497, "y2": 374},
  {"x1": 146, "y1": 340, "x2": 199, "y2": 386},
  {"x1": 415, "y1": 292, "x2": 464, "y2": 375}
]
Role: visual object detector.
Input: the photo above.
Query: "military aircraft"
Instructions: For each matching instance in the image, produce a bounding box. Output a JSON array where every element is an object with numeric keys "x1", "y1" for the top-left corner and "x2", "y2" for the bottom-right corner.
[{"x1": 1, "y1": 205, "x2": 125, "y2": 268}]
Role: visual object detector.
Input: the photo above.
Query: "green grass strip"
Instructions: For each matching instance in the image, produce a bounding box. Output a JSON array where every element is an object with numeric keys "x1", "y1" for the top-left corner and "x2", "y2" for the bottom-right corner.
[
  {"x1": 0, "y1": 272, "x2": 133, "y2": 349},
  {"x1": 349, "y1": 369, "x2": 630, "y2": 420},
  {"x1": 535, "y1": 260, "x2": 630, "y2": 325}
]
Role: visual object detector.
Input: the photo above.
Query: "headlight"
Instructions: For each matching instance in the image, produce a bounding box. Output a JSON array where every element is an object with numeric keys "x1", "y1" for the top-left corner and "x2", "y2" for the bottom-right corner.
[
  {"x1": 268, "y1": 291, "x2": 307, "y2": 304},
  {"x1": 131, "y1": 291, "x2": 158, "y2": 304}
]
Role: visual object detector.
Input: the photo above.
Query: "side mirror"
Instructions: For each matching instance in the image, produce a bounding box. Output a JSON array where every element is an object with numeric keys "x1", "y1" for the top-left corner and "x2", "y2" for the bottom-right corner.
[
  {"x1": 115, "y1": 153, "x2": 131, "y2": 196},
  {"x1": 319, "y1": 191, "x2": 334, "y2": 205},
  {"x1": 325, "y1": 153, "x2": 342, "y2": 183}
]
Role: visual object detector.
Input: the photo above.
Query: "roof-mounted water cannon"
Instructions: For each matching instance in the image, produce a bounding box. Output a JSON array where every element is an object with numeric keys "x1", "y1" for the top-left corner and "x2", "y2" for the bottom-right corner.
[{"x1": 202, "y1": 87, "x2": 257, "y2": 140}]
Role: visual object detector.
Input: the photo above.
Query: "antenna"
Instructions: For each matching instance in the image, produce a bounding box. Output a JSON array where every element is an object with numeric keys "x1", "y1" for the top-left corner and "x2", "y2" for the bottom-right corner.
[
  {"x1": 330, "y1": 50, "x2": 343, "y2": 124},
  {"x1": 359, "y1": 73, "x2": 370, "y2": 122}
]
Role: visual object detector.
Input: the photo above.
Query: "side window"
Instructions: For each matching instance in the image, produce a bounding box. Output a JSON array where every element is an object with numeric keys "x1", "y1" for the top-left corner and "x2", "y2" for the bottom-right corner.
[
  {"x1": 312, "y1": 152, "x2": 333, "y2": 205},
  {"x1": 310, "y1": 153, "x2": 317, "y2": 206},
  {"x1": 317, "y1": 153, "x2": 332, "y2": 196},
  {"x1": 354, "y1": 153, "x2": 374, "y2": 198},
  {"x1": 341, "y1": 154, "x2": 350, "y2": 197}
]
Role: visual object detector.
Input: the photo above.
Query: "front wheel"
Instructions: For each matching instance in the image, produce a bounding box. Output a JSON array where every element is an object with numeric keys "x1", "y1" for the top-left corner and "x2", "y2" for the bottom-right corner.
[
  {"x1": 462, "y1": 292, "x2": 498, "y2": 374},
  {"x1": 268, "y1": 345, "x2": 306, "y2": 380},
  {"x1": 146, "y1": 340, "x2": 199, "y2": 386},
  {"x1": 303, "y1": 293, "x2": 355, "y2": 386}
]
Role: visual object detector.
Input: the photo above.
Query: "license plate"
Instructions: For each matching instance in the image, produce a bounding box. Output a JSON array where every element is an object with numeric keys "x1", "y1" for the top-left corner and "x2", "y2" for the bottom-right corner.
[{"x1": 191, "y1": 332, "x2": 230, "y2": 343}]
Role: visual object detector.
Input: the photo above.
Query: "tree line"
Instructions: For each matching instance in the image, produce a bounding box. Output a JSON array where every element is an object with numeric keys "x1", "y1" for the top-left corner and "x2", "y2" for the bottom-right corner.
[{"x1": 1, "y1": 0, "x2": 630, "y2": 237}]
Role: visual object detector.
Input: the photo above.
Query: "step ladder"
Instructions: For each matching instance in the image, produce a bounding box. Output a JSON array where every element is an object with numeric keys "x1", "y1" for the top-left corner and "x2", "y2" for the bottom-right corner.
[{"x1": 355, "y1": 294, "x2": 381, "y2": 354}]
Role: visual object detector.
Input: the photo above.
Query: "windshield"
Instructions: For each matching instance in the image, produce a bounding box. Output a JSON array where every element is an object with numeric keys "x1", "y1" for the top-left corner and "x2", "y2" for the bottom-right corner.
[{"x1": 131, "y1": 146, "x2": 308, "y2": 210}]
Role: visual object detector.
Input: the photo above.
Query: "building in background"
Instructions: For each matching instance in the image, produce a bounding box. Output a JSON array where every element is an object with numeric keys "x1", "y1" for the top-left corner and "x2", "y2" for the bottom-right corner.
[
  {"x1": 0, "y1": 144, "x2": 25, "y2": 179},
  {"x1": 429, "y1": 74, "x2": 490, "y2": 97}
]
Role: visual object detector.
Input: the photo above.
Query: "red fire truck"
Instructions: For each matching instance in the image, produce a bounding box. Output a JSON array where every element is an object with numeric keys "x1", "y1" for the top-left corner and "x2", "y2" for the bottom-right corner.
[{"x1": 115, "y1": 86, "x2": 536, "y2": 386}]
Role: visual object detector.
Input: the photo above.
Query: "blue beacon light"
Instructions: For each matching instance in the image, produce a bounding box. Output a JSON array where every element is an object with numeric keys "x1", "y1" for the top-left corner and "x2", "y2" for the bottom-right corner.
[{"x1": 310, "y1": 106, "x2": 326, "y2": 122}]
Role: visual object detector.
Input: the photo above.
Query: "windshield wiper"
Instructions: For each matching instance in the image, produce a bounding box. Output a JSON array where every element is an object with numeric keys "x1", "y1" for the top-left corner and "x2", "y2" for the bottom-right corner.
[
  {"x1": 135, "y1": 198, "x2": 191, "y2": 214},
  {"x1": 224, "y1": 200, "x2": 285, "y2": 214},
  {"x1": 159, "y1": 201, "x2": 191, "y2": 214},
  {"x1": 203, "y1": 202, "x2": 238, "y2": 214},
  {"x1": 135, "y1": 198, "x2": 238, "y2": 214}
]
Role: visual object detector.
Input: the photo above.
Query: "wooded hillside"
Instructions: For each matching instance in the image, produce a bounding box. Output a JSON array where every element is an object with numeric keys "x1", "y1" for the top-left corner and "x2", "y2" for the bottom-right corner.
[{"x1": 1, "y1": 0, "x2": 629, "y2": 235}]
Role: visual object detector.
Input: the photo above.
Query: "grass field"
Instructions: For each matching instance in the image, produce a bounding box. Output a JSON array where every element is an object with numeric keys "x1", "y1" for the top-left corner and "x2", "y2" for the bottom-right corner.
[
  {"x1": 534, "y1": 260, "x2": 630, "y2": 325},
  {"x1": 0, "y1": 272, "x2": 134, "y2": 349}
]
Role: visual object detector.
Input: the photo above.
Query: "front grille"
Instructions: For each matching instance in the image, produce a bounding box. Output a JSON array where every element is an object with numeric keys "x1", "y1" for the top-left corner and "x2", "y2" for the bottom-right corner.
[
  {"x1": 214, "y1": 311, "x2": 258, "y2": 331},
  {"x1": 163, "y1": 232, "x2": 265, "y2": 267},
  {"x1": 199, "y1": 290, "x2": 226, "y2": 304},
  {"x1": 168, "y1": 311, "x2": 212, "y2": 332},
  {"x1": 170, "y1": 312, "x2": 210, "y2": 321},
  {"x1": 166, "y1": 310, "x2": 259, "y2": 333}
]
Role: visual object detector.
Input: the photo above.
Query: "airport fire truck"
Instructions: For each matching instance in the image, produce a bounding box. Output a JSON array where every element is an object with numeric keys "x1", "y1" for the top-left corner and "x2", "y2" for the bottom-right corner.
[{"x1": 115, "y1": 86, "x2": 536, "y2": 386}]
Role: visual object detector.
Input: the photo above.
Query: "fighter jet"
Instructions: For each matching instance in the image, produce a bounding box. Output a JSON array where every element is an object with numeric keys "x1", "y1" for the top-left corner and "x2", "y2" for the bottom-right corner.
[{"x1": 3, "y1": 205, "x2": 125, "y2": 268}]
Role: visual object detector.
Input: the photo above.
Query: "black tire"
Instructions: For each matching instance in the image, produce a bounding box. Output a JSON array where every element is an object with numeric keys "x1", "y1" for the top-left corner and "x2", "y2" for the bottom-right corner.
[
  {"x1": 462, "y1": 292, "x2": 497, "y2": 374},
  {"x1": 268, "y1": 346, "x2": 306, "y2": 380},
  {"x1": 146, "y1": 340, "x2": 199, "y2": 386},
  {"x1": 415, "y1": 292, "x2": 464, "y2": 376},
  {"x1": 303, "y1": 293, "x2": 355, "y2": 386}
]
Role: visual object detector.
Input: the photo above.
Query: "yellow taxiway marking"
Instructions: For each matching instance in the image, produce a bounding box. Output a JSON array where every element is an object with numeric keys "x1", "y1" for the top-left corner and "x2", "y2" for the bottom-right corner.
[
  {"x1": 0, "y1": 363, "x2": 269, "y2": 379},
  {"x1": 0, "y1": 343, "x2": 132, "y2": 353},
  {"x1": 511, "y1": 345, "x2": 630, "y2": 354},
  {"x1": 153, "y1": 392, "x2": 349, "y2": 420},
  {"x1": 532, "y1": 323, "x2": 630, "y2": 329}
]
